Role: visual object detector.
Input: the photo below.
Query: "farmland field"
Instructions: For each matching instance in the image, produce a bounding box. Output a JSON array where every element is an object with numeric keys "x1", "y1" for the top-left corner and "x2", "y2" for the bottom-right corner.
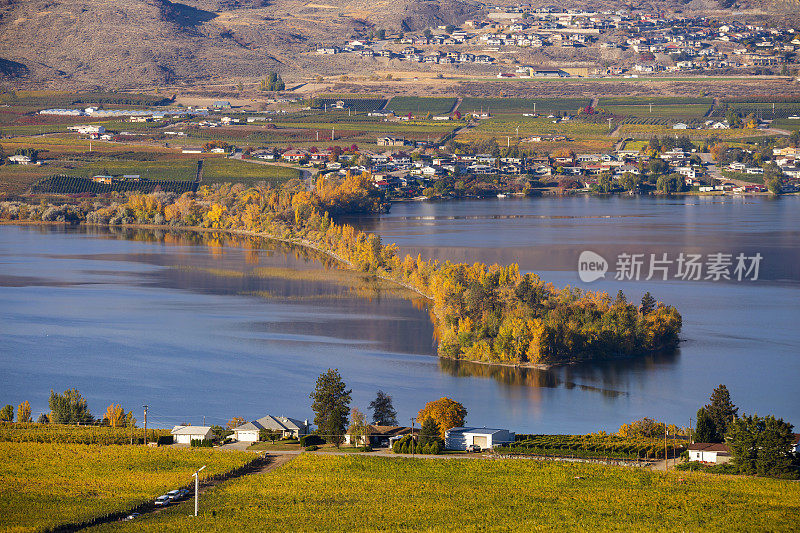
[
  {"x1": 597, "y1": 97, "x2": 714, "y2": 106},
  {"x1": 311, "y1": 97, "x2": 387, "y2": 113},
  {"x1": 89, "y1": 454, "x2": 800, "y2": 532},
  {"x1": 0, "y1": 441, "x2": 252, "y2": 533},
  {"x1": 459, "y1": 97, "x2": 591, "y2": 114},
  {"x1": 458, "y1": 116, "x2": 615, "y2": 152},
  {"x1": 0, "y1": 423, "x2": 170, "y2": 444},
  {"x1": 202, "y1": 158, "x2": 301, "y2": 187},
  {"x1": 615, "y1": 124, "x2": 771, "y2": 140},
  {"x1": 601, "y1": 104, "x2": 712, "y2": 120},
  {"x1": 385, "y1": 96, "x2": 458, "y2": 115}
]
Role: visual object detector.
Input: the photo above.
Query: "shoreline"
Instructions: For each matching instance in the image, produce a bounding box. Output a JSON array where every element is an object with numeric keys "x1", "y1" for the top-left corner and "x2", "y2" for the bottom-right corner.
[{"x1": 1, "y1": 220, "x2": 677, "y2": 372}]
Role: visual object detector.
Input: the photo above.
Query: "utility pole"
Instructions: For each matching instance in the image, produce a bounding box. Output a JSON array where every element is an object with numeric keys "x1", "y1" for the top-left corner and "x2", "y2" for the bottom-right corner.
[
  {"x1": 331, "y1": 127, "x2": 334, "y2": 141},
  {"x1": 203, "y1": 415, "x2": 205, "y2": 427},
  {"x1": 664, "y1": 426, "x2": 668, "y2": 471},
  {"x1": 410, "y1": 417, "x2": 416, "y2": 456},
  {"x1": 193, "y1": 465, "x2": 207, "y2": 517},
  {"x1": 142, "y1": 405, "x2": 149, "y2": 445}
]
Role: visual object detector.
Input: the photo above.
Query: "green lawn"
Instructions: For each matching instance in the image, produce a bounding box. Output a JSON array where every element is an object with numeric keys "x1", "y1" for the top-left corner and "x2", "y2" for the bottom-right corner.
[
  {"x1": 90, "y1": 454, "x2": 799, "y2": 532},
  {"x1": 0, "y1": 441, "x2": 253, "y2": 533}
]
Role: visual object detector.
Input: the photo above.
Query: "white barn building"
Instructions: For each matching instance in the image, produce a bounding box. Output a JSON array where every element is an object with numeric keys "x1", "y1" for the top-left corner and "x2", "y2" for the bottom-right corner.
[{"x1": 445, "y1": 427, "x2": 515, "y2": 451}]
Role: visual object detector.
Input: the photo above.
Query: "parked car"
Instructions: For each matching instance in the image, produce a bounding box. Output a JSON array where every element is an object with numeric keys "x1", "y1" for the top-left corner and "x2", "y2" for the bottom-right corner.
[
  {"x1": 166, "y1": 490, "x2": 182, "y2": 501},
  {"x1": 466, "y1": 444, "x2": 482, "y2": 453},
  {"x1": 123, "y1": 513, "x2": 140, "y2": 521},
  {"x1": 154, "y1": 495, "x2": 171, "y2": 506}
]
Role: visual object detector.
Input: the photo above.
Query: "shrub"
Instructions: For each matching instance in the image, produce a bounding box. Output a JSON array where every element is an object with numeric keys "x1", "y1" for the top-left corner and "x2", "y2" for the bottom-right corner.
[
  {"x1": 300, "y1": 434, "x2": 325, "y2": 447},
  {"x1": 156, "y1": 435, "x2": 174, "y2": 446},
  {"x1": 190, "y1": 438, "x2": 214, "y2": 448},
  {"x1": 305, "y1": 445, "x2": 319, "y2": 451}
]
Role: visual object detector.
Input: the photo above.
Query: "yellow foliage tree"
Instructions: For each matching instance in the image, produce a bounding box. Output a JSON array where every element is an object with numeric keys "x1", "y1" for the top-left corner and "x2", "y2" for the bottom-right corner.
[
  {"x1": 17, "y1": 401, "x2": 32, "y2": 423},
  {"x1": 417, "y1": 397, "x2": 467, "y2": 438},
  {"x1": 104, "y1": 404, "x2": 126, "y2": 428},
  {"x1": 227, "y1": 416, "x2": 246, "y2": 430}
]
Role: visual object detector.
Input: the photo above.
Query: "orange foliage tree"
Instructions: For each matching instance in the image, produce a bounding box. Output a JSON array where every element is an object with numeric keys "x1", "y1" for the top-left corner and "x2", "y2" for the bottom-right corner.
[{"x1": 417, "y1": 398, "x2": 467, "y2": 438}]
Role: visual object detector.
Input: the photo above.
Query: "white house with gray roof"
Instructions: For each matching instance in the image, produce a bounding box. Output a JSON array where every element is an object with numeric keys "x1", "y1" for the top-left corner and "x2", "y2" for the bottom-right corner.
[
  {"x1": 230, "y1": 415, "x2": 309, "y2": 442},
  {"x1": 171, "y1": 425, "x2": 213, "y2": 444},
  {"x1": 445, "y1": 427, "x2": 515, "y2": 451}
]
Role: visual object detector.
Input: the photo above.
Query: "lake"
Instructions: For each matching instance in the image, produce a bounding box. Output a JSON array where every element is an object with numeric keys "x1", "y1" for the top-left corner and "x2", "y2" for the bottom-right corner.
[{"x1": 1, "y1": 195, "x2": 798, "y2": 433}]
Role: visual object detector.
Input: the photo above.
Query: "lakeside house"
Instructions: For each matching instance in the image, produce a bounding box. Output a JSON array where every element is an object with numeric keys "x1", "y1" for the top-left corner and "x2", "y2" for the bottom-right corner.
[
  {"x1": 445, "y1": 427, "x2": 515, "y2": 451},
  {"x1": 687, "y1": 443, "x2": 732, "y2": 464},
  {"x1": 344, "y1": 425, "x2": 419, "y2": 447},
  {"x1": 230, "y1": 415, "x2": 309, "y2": 442},
  {"x1": 171, "y1": 425, "x2": 213, "y2": 444}
]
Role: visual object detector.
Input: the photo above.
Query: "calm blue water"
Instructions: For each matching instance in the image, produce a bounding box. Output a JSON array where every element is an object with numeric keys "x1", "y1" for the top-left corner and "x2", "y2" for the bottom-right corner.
[{"x1": 1, "y1": 195, "x2": 798, "y2": 433}]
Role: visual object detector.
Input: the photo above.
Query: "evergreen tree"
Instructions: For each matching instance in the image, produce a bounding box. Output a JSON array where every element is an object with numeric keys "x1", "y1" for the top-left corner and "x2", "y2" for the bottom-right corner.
[
  {"x1": 36, "y1": 413, "x2": 49, "y2": 424},
  {"x1": 419, "y1": 417, "x2": 442, "y2": 447},
  {"x1": 640, "y1": 292, "x2": 656, "y2": 315},
  {"x1": 0, "y1": 404, "x2": 13, "y2": 422},
  {"x1": 309, "y1": 368, "x2": 351, "y2": 447},
  {"x1": 729, "y1": 414, "x2": 798, "y2": 478},
  {"x1": 706, "y1": 384, "x2": 738, "y2": 439},
  {"x1": 368, "y1": 390, "x2": 398, "y2": 425},
  {"x1": 695, "y1": 407, "x2": 718, "y2": 443}
]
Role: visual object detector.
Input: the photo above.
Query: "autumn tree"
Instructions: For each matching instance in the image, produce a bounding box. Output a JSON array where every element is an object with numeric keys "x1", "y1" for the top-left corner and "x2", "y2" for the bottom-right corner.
[
  {"x1": 227, "y1": 416, "x2": 246, "y2": 430},
  {"x1": 17, "y1": 401, "x2": 32, "y2": 423},
  {"x1": 310, "y1": 368, "x2": 352, "y2": 447},
  {"x1": 349, "y1": 407, "x2": 370, "y2": 448},
  {"x1": 417, "y1": 397, "x2": 467, "y2": 438},
  {"x1": 0, "y1": 404, "x2": 13, "y2": 422},
  {"x1": 618, "y1": 417, "x2": 665, "y2": 439},
  {"x1": 368, "y1": 390, "x2": 397, "y2": 426},
  {"x1": 104, "y1": 404, "x2": 126, "y2": 427}
]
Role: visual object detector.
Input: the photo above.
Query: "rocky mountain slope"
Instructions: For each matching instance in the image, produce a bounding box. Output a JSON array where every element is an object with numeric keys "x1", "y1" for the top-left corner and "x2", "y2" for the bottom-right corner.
[{"x1": 0, "y1": 0, "x2": 480, "y2": 88}]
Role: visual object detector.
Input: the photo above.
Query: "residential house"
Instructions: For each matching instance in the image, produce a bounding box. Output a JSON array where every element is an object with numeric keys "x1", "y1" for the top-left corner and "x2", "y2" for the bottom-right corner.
[
  {"x1": 445, "y1": 427, "x2": 515, "y2": 451},
  {"x1": 171, "y1": 425, "x2": 213, "y2": 444},
  {"x1": 7, "y1": 155, "x2": 32, "y2": 164},
  {"x1": 344, "y1": 425, "x2": 419, "y2": 447},
  {"x1": 687, "y1": 443, "x2": 732, "y2": 464},
  {"x1": 230, "y1": 415, "x2": 310, "y2": 442}
]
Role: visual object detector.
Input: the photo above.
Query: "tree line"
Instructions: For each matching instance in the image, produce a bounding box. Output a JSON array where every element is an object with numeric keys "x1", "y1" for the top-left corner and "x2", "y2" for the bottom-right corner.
[{"x1": 0, "y1": 173, "x2": 682, "y2": 366}]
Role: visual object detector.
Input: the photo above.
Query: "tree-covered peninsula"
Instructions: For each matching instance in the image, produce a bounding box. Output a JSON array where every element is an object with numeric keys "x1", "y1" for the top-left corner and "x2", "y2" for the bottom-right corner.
[{"x1": 0, "y1": 173, "x2": 682, "y2": 366}]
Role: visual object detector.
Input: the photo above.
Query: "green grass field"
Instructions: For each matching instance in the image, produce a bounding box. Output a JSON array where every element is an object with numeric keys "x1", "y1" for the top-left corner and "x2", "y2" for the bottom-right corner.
[
  {"x1": 88, "y1": 454, "x2": 800, "y2": 532},
  {"x1": 0, "y1": 441, "x2": 253, "y2": 532}
]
